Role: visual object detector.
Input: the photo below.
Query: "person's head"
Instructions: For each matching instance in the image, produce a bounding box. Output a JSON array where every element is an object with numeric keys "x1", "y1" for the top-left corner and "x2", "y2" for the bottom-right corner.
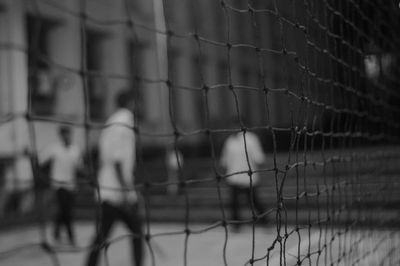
[
  {"x1": 116, "y1": 89, "x2": 135, "y2": 111},
  {"x1": 58, "y1": 125, "x2": 72, "y2": 146}
]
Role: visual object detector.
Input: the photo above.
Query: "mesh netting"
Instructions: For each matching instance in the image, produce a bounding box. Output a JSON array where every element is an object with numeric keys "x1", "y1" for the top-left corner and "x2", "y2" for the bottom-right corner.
[{"x1": 0, "y1": 0, "x2": 400, "y2": 265}]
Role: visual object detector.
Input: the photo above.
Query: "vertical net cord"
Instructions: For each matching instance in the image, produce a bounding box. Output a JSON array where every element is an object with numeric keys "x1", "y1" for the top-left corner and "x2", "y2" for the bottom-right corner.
[
  {"x1": 78, "y1": 0, "x2": 104, "y2": 260},
  {"x1": 306, "y1": 0, "x2": 323, "y2": 263},
  {"x1": 248, "y1": 1, "x2": 286, "y2": 265},
  {"x1": 336, "y1": 1, "x2": 346, "y2": 262},
  {"x1": 28, "y1": 1, "x2": 61, "y2": 265},
  {"x1": 122, "y1": 1, "x2": 156, "y2": 265},
  {"x1": 161, "y1": 1, "x2": 191, "y2": 266},
  {"x1": 222, "y1": 1, "x2": 258, "y2": 265},
  {"x1": 188, "y1": 1, "x2": 232, "y2": 266},
  {"x1": 217, "y1": 3, "x2": 236, "y2": 265},
  {"x1": 301, "y1": 0, "x2": 312, "y2": 263},
  {"x1": 192, "y1": 2, "x2": 230, "y2": 263},
  {"x1": 274, "y1": 1, "x2": 306, "y2": 266},
  {"x1": 0, "y1": 0, "x2": 400, "y2": 265}
]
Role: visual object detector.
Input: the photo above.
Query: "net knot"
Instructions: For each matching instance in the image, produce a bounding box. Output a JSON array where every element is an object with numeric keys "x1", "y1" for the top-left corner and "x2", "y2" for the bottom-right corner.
[{"x1": 221, "y1": 220, "x2": 227, "y2": 227}]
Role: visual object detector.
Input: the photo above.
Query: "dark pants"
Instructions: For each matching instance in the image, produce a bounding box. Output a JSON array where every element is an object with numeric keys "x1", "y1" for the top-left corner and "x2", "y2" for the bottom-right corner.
[
  {"x1": 54, "y1": 188, "x2": 75, "y2": 244},
  {"x1": 87, "y1": 201, "x2": 143, "y2": 266},
  {"x1": 230, "y1": 185, "x2": 268, "y2": 226}
]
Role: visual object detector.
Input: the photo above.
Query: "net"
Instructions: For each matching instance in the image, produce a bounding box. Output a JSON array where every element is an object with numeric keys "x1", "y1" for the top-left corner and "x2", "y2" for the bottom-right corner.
[{"x1": 0, "y1": 0, "x2": 400, "y2": 265}]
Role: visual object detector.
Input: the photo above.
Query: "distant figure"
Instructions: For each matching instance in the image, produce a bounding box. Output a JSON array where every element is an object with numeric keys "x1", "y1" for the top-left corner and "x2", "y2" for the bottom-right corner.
[
  {"x1": 165, "y1": 145, "x2": 184, "y2": 195},
  {"x1": 40, "y1": 125, "x2": 81, "y2": 245},
  {"x1": 86, "y1": 90, "x2": 143, "y2": 266},
  {"x1": 0, "y1": 154, "x2": 34, "y2": 217},
  {"x1": 220, "y1": 131, "x2": 268, "y2": 230}
]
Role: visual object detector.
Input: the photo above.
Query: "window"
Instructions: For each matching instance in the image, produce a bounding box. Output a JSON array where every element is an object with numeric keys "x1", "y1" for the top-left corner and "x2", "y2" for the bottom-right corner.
[
  {"x1": 85, "y1": 29, "x2": 107, "y2": 121},
  {"x1": 26, "y1": 15, "x2": 58, "y2": 116},
  {"x1": 127, "y1": 40, "x2": 145, "y2": 122}
]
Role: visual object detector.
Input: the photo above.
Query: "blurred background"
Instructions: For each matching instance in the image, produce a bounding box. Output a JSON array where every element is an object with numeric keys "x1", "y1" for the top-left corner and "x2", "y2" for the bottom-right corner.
[
  {"x1": 0, "y1": 0, "x2": 399, "y2": 222},
  {"x1": 0, "y1": 0, "x2": 400, "y2": 265}
]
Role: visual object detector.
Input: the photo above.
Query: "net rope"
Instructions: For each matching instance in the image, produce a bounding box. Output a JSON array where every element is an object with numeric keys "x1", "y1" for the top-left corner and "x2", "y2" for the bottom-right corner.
[{"x1": 0, "y1": 0, "x2": 400, "y2": 265}]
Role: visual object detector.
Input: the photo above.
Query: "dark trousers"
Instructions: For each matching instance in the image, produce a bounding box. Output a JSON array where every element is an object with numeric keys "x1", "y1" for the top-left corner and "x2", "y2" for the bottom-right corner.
[
  {"x1": 54, "y1": 188, "x2": 75, "y2": 243},
  {"x1": 230, "y1": 185, "x2": 267, "y2": 225},
  {"x1": 87, "y1": 201, "x2": 143, "y2": 266}
]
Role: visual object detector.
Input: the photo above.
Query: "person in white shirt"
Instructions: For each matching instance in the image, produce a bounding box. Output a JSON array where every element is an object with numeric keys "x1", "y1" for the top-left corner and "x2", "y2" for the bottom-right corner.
[
  {"x1": 40, "y1": 125, "x2": 81, "y2": 245},
  {"x1": 220, "y1": 130, "x2": 268, "y2": 230},
  {"x1": 86, "y1": 90, "x2": 143, "y2": 266}
]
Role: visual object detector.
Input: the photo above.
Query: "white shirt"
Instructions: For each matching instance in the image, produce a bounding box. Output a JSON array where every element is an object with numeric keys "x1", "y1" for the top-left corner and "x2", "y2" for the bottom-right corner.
[
  {"x1": 40, "y1": 142, "x2": 81, "y2": 190},
  {"x1": 220, "y1": 132, "x2": 266, "y2": 187},
  {"x1": 166, "y1": 149, "x2": 184, "y2": 171},
  {"x1": 98, "y1": 108, "x2": 137, "y2": 204}
]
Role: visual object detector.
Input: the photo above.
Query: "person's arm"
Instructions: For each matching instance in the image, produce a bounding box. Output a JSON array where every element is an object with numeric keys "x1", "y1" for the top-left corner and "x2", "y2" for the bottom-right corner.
[{"x1": 115, "y1": 161, "x2": 129, "y2": 204}]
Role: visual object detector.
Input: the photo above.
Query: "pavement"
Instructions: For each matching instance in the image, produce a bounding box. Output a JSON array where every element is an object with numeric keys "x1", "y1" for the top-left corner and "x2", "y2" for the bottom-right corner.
[{"x1": 1, "y1": 221, "x2": 399, "y2": 266}]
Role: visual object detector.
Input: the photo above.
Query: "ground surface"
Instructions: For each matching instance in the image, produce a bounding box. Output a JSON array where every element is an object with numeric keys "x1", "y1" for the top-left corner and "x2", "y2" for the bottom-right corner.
[{"x1": 0, "y1": 221, "x2": 399, "y2": 266}]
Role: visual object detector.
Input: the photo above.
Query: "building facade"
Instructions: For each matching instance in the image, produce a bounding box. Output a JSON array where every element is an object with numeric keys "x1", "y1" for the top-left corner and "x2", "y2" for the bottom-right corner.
[{"x1": 0, "y1": 0, "x2": 397, "y2": 193}]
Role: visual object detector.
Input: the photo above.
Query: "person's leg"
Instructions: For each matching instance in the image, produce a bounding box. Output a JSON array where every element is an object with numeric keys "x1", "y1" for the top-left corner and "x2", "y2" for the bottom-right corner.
[
  {"x1": 86, "y1": 202, "x2": 116, "y2": 266},
  {"x1": 119, "y1": 203, "x2": 143, "y2": 266},
  {"x1": 54, "y1": 189, "x2": 62, "y2": 241},
  {"x1": 230, "y1": 185, "x2": 244, "y2": 231},
  {"x1": 62, "y1": 189, "x2": 75, "y2": 244},
  {"x1": 167, "y1": 169, "x2": 180, "y2": 195},
  {"x1": 231, "y1": 185, "x2": 241, "y2": 221}
]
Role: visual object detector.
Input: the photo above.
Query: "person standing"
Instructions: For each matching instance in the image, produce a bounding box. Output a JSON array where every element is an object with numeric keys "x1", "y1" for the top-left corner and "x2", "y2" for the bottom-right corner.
[
  {"x1": 86, "y1": 90, "x2": 143, "y2": 266},
  {"x1": 220, "y1": 130, "x2": 268, "y2": 230},
  {"x1": 40, "y1": 125, "x2": 81, "y2": 245}
]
